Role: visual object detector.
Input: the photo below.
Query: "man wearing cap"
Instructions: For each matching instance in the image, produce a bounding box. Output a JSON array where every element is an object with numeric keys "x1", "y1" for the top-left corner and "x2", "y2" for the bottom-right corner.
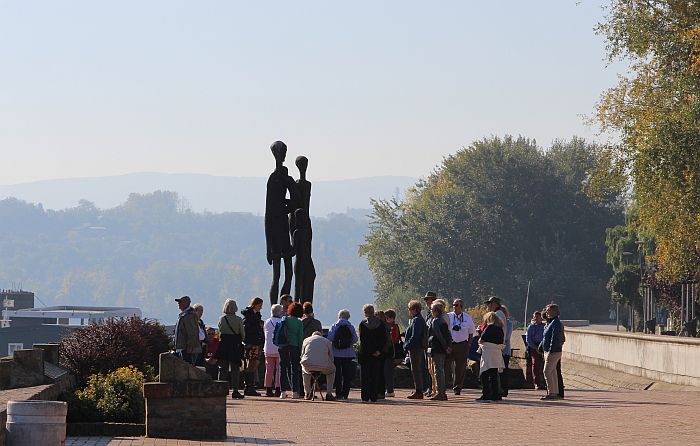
[
  {"x1": 422, "y1": 291, "x2": 436, "y2": 397},
  {"x1": 174, "y1": 296, "x2": 202, "y2": 365},
  {"x1": 480, "y1": 296, "x2": 506, "y2": 332}
]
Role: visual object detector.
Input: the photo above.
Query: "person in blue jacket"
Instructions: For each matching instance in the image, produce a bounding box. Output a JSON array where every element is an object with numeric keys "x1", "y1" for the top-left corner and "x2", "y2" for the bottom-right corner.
[
  {"x1": 539, "y1": 303, "x2": 563, "y2": 400},
  {"x1": 526, "y1": 311, "x2": 546, "y2": 389},
  {"x1": 327, "y1": 309, "x2": 358, "y2": 400},
  {"x1": 404, "y1": 299, "x2": 428, "y2": 399}
]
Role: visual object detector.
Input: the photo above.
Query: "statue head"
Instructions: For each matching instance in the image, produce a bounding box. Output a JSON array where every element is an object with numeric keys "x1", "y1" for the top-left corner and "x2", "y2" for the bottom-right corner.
[
  {"x1": 270, "y1": 141, "x2": 287, "y2": 163},
  {"x1": 295, "y1": 156, "x2": 308, "y2": 176}
]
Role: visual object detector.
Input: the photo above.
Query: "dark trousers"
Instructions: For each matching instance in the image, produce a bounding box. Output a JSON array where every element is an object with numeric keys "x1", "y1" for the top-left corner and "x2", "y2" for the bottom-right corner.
[
  {"x1": 279, "y1": 346, "x2": 301, "y2": 393},
  {"x1": 408, "y1": 349, "x2": 424, "y2": 394},
  {"x1": 179, "y1": 351, "x2": 196, "y2": 365},
  {"x1": 422, "y1": 350, "x2": 432, "y2": 392},
  {"x1": 446, "y1": 341, "x2": 469, "y2": 390},
  {"x1": 500, "y1": 354, "x2": 510, "y2": 396},
  {"x1": 383, "y1": 357, "x2": 395, "y2": 393},
  {"x1": 377, "y1": 357, "x2": 386, "y2": 397},
  {"x1": 556, "y1": 359, "x2": 565, "y2": 397},
  {"x1": 360, "y1": 356, "x2": 382, "y2": 402},
  {"x1": 531, "y1": 350, "x2": 545, "y2": 389},
  {"x1": 480, "y1": 368, "x2": 501, "y2": 400},
  {"x1": 205, "y1": 361, "x2": 218, "y2": 380},
  {"x1": 333, "y1": 357, "x2": 355, "y2": 398},
  {"x1": 218, "y1": 359, "x2": 240, "y2": 392}
]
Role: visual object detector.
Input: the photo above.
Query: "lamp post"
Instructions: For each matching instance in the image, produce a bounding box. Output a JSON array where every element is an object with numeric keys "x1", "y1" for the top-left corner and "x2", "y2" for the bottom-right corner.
[
  {"x1": 635, "y1": 240, "x2": 646, "y2": 333},
  {"x1": 622, "y1": 251, "x2": 633, "y2": 332}
]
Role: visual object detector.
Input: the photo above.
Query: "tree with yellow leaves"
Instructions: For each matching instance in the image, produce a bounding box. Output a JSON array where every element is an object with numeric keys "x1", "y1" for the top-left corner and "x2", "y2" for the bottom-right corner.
[{"x1": 594, "y1": 0, "x2": 700, "y2": 282}]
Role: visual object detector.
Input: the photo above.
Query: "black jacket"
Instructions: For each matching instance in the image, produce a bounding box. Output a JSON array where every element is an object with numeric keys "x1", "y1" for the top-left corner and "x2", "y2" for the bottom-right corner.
[
  {"x1": 428, "y1": 316, "x2": 453, "y2": 354},
  {"x1": 480, "y1": 324, "x2": 504, "y2": 345},
  {"x1": 302, "y1": 316, "x2": 323, "y2": 339},
  {"x1": 241, "y1": 307, "x2": 264, "y2": 346},
  {"x1": 359, "y1": 316, "x2": 387, "y2": 360}
]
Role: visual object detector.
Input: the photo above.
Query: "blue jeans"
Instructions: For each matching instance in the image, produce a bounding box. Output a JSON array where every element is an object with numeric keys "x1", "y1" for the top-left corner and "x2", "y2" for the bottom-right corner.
[{"x1": 279, "y1": 346, "x2": 301, "y2": 393}]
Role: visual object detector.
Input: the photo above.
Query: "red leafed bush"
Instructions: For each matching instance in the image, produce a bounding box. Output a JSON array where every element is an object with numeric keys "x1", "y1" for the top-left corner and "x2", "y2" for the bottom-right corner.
[{"x1": 59, "y1": 317, "x2": 170, "y2": 385}]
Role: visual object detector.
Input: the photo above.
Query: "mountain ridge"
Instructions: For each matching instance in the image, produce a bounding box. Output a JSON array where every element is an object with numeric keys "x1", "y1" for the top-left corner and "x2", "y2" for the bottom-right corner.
[{"x1": 0, "y1": 172, "x2": 417, "y2": 216}]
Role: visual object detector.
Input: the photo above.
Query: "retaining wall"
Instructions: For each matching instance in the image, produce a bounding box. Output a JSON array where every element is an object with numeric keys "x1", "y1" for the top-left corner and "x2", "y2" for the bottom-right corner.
[{"x1": 563, "y1": 328, "x2": 700, "y2": 387}]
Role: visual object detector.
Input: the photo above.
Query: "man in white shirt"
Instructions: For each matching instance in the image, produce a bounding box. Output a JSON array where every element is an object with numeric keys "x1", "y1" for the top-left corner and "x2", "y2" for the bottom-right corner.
[{"x1": 446, "y1": 298, "x2": 476, "y2": 395}]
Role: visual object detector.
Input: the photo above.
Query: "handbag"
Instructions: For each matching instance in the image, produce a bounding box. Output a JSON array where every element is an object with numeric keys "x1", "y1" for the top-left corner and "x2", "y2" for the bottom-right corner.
[{"x1": 215, "y1": 316, "x2": 244, "y2": 362}]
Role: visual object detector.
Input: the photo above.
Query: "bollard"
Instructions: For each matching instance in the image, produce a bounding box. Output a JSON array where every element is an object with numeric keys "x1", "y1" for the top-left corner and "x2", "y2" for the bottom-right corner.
[{"x1": 6, "y1": 400, "x2": 67, "y2": 446}]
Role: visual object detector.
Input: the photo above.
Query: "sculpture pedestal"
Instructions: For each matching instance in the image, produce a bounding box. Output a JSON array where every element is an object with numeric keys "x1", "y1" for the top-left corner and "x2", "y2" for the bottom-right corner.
[{"x1": 143, "y1": 354, "x2": 228, "y2": 440}]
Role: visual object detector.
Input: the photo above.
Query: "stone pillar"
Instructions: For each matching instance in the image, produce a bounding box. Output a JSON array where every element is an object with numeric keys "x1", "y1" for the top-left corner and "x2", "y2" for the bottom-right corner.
[{"x1": 143, "y1": 353, "x2": 228, "y2": 440}]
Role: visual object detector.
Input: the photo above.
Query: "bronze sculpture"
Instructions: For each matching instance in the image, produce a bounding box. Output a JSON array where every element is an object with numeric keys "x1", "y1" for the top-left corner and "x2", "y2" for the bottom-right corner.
[
  {"x1": 264, "y1": 141, "x2": 299, "y2": 305},
  {"x1": 291, "y1": 156, "x2": 315, "y2": 303}
]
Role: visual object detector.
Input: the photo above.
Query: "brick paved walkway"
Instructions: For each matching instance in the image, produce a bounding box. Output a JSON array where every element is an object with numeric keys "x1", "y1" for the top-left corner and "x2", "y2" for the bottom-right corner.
[{"x1": 66, "y1": 388, "x2": 700, "y2": 445}]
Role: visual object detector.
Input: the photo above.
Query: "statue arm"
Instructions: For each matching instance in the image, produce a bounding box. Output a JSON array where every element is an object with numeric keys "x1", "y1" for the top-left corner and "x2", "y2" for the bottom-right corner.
[
  {"x1": 291, "y1": 228, "x2": 299, "y2": 257},
  {"x1": 264, "y1": 219, "x2": 273, "y2": 265},
  {"x1": 286, "y1": 176, "x2": 301, "y2": 212}
]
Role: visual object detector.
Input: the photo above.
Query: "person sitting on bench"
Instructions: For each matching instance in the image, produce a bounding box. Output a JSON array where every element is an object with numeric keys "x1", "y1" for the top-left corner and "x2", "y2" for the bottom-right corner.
[{"x1": 301, "y1": 330, "x2": 337, "y2": 401}]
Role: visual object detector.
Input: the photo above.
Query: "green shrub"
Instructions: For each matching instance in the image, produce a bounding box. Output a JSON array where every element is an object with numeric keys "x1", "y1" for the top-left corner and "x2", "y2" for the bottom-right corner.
[{"x1": 69, "y1": 366, "x2": 146, "y2": 423}]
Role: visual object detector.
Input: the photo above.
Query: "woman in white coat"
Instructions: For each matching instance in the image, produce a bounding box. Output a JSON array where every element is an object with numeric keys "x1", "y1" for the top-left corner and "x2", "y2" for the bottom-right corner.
[{"x1": 476, "y1": 311, "x2": 505, "y2": 402}]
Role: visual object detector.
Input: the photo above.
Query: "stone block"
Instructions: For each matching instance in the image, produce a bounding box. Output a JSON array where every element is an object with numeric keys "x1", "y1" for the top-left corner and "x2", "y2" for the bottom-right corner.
[
  {"x1": 7, "y1": 349, "x2": 46, "y2": 389},
  {"x1": 0, "y1": 361, "x2": 11, "y2": 390},
  {"x1": 158, "y1": 353, "x2": 211, "y2": 383},
  {"x1": 143, "y1": 382, "x2": 171, "y2": 399},
  {"x1": 170, "y1": 381, "x2": 229, "y2": 398},
  {"x1": 13, "y1": 349, "x2": 44, "y2": 375},
  {"x1": 144, "y1": 357, "x2": 227, "y2": 440},
  {"x1": 33, "y1": 343, "x2": 59, "y2": 365},
  {"x1": 145, "y1": 396, "x2": 226, "y2": 439}
]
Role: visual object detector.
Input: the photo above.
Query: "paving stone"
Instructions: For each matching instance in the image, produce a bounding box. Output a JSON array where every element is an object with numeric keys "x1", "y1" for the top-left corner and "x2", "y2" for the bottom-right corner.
[{"x1": 66, "y1": 387, "x2": 700, "y2": 445}]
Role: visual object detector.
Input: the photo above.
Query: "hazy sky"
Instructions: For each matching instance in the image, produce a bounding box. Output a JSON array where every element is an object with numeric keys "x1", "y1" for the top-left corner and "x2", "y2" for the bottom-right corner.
[{"x1": 0, "y1": 1, "x2": 623, "y2": 184}]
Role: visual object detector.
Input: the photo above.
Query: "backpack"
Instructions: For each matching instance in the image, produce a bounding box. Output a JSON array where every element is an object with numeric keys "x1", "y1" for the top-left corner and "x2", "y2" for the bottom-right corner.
[
  {"x1": 273, "y1": 317, "x2": 289, "y2": 347},
  {"x1": 333, "y1": 323, "x2": 354, "y2": 349}
]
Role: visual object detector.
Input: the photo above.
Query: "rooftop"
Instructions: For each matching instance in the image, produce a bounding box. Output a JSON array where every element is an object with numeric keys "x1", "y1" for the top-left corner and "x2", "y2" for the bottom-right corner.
[{"x1": 2, "y1": 306, "x2": 141, "y2": 326}]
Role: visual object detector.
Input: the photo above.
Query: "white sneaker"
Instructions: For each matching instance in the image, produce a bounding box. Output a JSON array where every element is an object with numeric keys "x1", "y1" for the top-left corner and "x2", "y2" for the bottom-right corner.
[{"x1": 279, "y1": 391, "x2": 288, "y2": 399}]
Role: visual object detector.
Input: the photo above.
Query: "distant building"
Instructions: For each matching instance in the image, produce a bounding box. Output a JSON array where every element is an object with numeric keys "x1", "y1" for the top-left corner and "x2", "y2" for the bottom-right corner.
[{"x1": 0, "y1": 289, "x2": 141, "y2": 356}]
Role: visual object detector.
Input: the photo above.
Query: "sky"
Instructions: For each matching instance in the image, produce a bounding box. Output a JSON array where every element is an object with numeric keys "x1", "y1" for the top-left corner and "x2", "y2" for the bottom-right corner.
[{"x1": 0, "y1": 0, "x2": 625, "y2": 185}]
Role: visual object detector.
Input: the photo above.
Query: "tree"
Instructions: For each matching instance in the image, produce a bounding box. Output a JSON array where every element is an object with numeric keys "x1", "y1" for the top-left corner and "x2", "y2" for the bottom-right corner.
[
  {"x1": 361, "y1": 136, "x2": 623, "y2": 322},
  {"x1": 594, "y1": 0, "x2": 700, "y2": 282}
]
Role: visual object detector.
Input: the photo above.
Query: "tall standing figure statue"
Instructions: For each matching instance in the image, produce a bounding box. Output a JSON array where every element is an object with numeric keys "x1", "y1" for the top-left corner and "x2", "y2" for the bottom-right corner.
[
  {"x1": 265, "y1": 141, "x2": 299, "y2": 305},
  {"x1": 291, "y1": 156, "x2": 315, "y2": 303}
]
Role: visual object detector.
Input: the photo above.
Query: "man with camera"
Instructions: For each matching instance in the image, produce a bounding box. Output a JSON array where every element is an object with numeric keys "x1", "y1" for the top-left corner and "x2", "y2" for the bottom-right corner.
[{"x1": 446, "y1": 298, "x2": 476, "y2": 395}]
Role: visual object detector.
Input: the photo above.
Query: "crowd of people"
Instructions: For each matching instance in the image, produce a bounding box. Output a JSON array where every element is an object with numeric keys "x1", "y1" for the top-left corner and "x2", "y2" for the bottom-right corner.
[{"x1": 172, "y1": 291, "x2": 566, "y2": 403}]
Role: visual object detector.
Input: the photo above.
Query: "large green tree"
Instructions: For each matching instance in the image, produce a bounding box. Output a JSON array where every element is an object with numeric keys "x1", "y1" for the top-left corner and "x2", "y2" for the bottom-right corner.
[
  {"x1": 594, "y1": 0, "x2": 700, "y2": 282},
  {"x1": 361, "y1": 136, "x2": 623, "y2": 322}
]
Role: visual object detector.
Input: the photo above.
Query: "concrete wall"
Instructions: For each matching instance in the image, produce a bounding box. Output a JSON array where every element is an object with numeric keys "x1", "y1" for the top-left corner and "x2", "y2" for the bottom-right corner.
[{"x1": 563, "y1": 328, "x2": 700, "y2": 387}]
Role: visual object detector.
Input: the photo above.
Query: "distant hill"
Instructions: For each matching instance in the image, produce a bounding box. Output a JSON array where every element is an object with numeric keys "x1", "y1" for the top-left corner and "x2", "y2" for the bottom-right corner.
[
  {"x1": 0, "y1": 173, "x2": 417, "y2": 216},
  {"x1": 0, "y1": 191, "x2": 377, "y2": 326}
]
